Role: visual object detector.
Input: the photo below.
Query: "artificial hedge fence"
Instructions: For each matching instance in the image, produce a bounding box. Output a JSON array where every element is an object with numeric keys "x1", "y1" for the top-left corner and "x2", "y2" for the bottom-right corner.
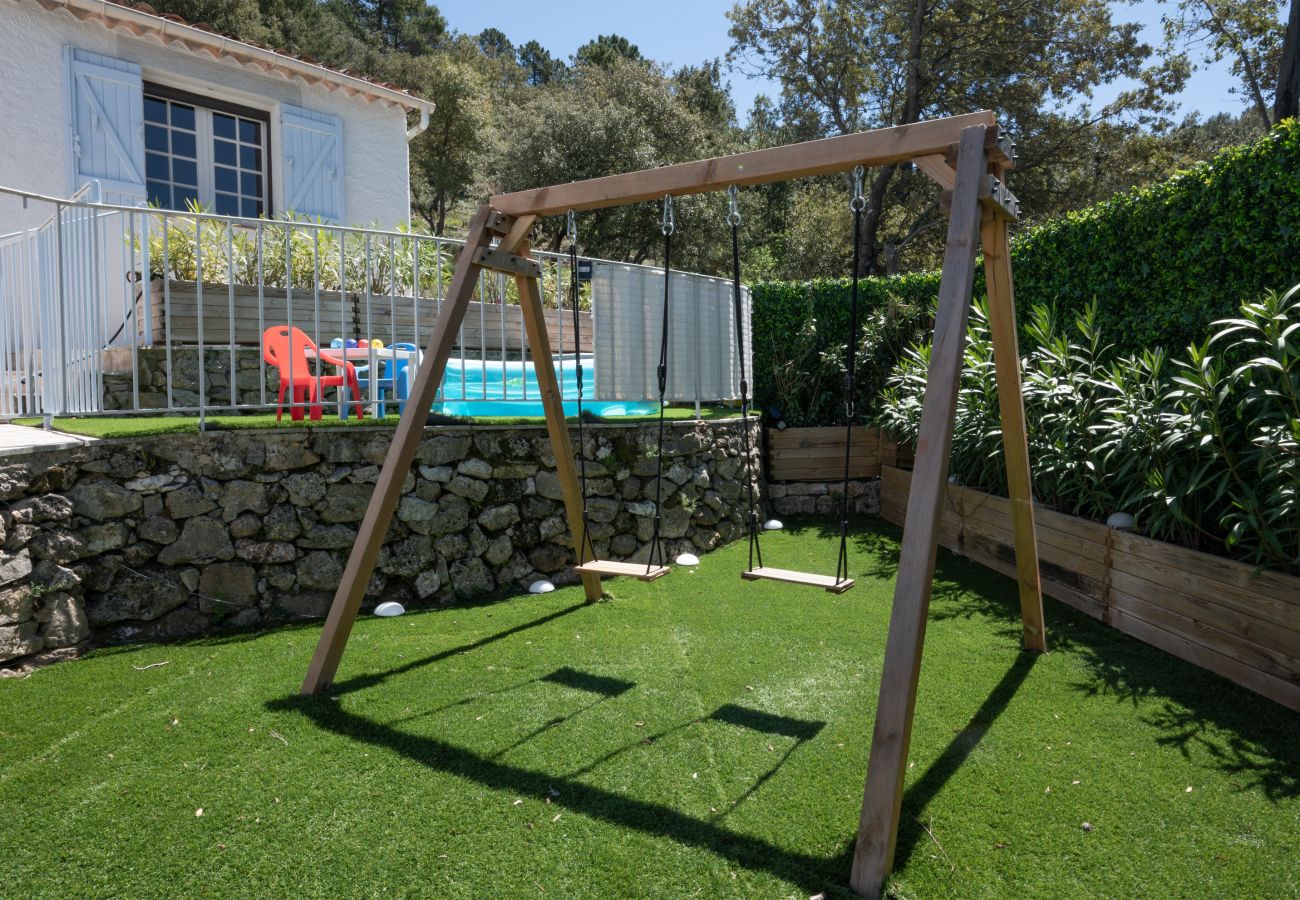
[{"x1": 751, "y1": 119, "x2": 1300, "y2": 423}]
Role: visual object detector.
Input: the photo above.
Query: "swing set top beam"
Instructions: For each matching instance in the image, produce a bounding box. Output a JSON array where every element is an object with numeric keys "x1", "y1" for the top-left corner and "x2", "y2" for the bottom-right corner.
[{"x1": 491, "y1": 111, "x2": 1001, "y2": 218}]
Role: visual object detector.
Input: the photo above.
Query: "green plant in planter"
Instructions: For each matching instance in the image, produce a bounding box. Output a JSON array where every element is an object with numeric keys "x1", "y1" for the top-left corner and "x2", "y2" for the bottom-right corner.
[{"x1": 876, "y1": 285, "x2": 1300, "y2": 575}]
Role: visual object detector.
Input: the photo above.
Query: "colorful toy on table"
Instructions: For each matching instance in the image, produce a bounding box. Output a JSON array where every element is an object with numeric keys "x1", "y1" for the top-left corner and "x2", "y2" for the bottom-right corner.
[
  {"x1": 345, "y1": 338, "x2": 358, "y2": 348},
  {"x1": 329, "y1": 338, "x2": 344, "y2": 349}
]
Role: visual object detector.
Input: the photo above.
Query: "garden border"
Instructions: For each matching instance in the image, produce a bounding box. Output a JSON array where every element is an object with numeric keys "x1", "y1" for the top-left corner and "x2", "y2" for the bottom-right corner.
[{"x1": 881, "y1": 465, "x2": 1300, "y2": 711}]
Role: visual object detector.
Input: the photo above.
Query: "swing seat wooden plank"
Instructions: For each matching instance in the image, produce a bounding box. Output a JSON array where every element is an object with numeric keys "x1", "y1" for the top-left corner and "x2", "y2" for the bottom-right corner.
[
  {"x1": 575, "y1": 559, "x2": 671, "y2": 581},
  {"x1": 742, "y1": 567, "x2": 855, "y2": 594}
]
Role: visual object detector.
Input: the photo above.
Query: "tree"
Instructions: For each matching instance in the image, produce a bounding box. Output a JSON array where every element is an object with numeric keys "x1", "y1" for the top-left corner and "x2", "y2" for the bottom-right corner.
[
  {"x1": 574, "y1": 34, "x2": 643, "y2": 69},
  {"x1": 728, "y1": 0, "x2": 1180, "y2": 275},
  {"x1": 477, "y1": 27, "x2": 514, "y2": 59},
  {"x1": 399, "y1": 53, "x2": 494, "y2": 235},
  {"x1": 517, "y1": 40, "x2": 566, "y2": 86},
  {"x1": 491, "y1": 58, "x2": 737, "y2": 270},
  {"x1": 1161, "y1": 0, "x2": 1286, "y2": 131},
  {"x1": 333, "y1": 0, "x2": 447, "y2": 55},
  {"x1": 1278, "y1": 0, "x2": 1300, "y2": 120}
]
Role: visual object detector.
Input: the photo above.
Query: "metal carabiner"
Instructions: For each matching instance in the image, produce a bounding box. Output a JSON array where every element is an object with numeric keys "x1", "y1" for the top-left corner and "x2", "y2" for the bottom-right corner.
[
  {"x1": 661, "y1": 194, "x2": 675, "y2": 236},
  {"x1": 726, "y1": 184, "x2": 742, "y2": 227},
  {"x1": 849, "y1": 164, "x2": 866, "y2": 213},
  {"x1": 566, "y1": 208, "x2": 576, "y2": 244}
]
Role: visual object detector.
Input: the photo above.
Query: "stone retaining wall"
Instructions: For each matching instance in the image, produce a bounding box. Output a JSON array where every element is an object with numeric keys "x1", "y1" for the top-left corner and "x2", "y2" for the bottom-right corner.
[
  {"x1": 767, "y1": 479, "x2": 880, "y2": 518},
  {"x1": 0, "y1": 419, "x2": 760, "y2": 669}
]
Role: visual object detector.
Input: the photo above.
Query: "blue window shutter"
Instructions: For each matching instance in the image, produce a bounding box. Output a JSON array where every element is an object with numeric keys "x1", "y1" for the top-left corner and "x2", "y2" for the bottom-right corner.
[
  {"x1": 280, "y1": 104, "x2": 345, "y2": 223},
  {"x1": 65, "y1": 48, "x2": 146, "y2": 203}
]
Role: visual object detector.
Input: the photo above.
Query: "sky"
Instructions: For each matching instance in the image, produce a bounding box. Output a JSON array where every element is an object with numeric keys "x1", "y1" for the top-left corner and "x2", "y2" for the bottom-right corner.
[{"x1": 443, "y1": 0, "x2": 1246, "y2": 124}]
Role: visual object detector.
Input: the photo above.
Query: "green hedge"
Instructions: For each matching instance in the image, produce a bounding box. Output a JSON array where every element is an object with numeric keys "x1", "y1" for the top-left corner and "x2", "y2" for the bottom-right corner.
[
  {"x1": 749, "y1": 274, "x2": 940, "y2": 427},
  {"x1": 751, "y1": 120, "x2": 1300, "y2": 423},
  {"x1": 1011, "y1": 119, "x2": 1300, "y2": 353}
]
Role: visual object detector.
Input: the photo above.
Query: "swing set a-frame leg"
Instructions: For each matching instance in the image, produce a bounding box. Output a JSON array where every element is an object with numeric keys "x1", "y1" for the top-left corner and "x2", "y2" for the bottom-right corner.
[
  {"x1": 850, "y1": 124, "x2": 1044, "y2": 896},
  {"x1": 512, "y1": 246, "x2": 604, "y2": 601},
  {"x1": 300, "y1": 206, "x2": 601, "y2": 697}
]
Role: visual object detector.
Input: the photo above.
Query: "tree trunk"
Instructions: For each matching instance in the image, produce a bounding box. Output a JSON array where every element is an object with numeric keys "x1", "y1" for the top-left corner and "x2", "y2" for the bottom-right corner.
[
  {"x1": 1276, "y1": 0, "x2": 1300, "y2": 122},
  {"x1": 434, "y1": 190, "x2": 447, "y2": 236},
  {"x1": 857, "y1": 0, "x2": 926, "y2": 275},
  {"x1": 860, "y1": 165, "x2": 897, "y2": 276}
]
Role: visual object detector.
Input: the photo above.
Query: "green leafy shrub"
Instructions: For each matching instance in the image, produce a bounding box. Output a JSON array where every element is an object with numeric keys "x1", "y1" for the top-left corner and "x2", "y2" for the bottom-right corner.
[
  {"x1": 750, "y1": 274, "x2": 940, "y2": 426},
  {"x1": 875, "y1": 286, "x2": 1300, "y2": 576}
]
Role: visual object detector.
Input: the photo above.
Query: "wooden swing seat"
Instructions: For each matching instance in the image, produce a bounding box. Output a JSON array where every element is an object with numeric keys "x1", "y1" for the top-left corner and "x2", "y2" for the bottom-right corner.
[
  {"x1": 742, "y1": 567, "x2": 855, "y2": 594},
  {"x1": 575, "y1": 559, "x2": 671, "y2": 581}
]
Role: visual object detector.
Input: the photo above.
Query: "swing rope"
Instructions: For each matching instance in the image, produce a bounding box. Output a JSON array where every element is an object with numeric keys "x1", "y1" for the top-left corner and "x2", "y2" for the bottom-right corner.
[
  {"x1": 646, "y1": 194, "x2": 674, "y2": 573},
  {"x1": 834, "y1": 166, "x2": 866, "y2": 586},
  {"x1": 728, "y1": 186, "x2": 764, "y2": 573},
  {"x1": 566, "y1": 210, "x2": 597, "y2": 567}
]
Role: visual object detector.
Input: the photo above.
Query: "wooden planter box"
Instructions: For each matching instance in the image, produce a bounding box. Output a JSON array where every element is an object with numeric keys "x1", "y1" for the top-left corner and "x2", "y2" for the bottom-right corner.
[
  {"x1": 881, "y1": 465, "x2": 1300, "y2": 712},
  {"x1": 139, "y1": 280, "x2": 592, "y2": 354},
  {"x1": 767, "y1": 425, "x2": 913, "y2": 482}
]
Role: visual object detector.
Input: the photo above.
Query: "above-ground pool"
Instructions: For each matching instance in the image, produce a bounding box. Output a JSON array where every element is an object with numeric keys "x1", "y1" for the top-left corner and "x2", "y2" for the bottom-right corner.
[{"x1": 431, "y1": 356, "x2": 660, "y2": 418}]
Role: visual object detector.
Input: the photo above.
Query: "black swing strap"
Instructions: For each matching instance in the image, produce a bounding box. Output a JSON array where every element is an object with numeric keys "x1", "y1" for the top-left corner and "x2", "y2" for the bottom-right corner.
[
  {"x1": 727, "y1": 186, "x2": 763, "y2": 572},
  {"x1": 835, "y1": 166, "x2": 865, "y2": 585},
  {"x1": 646, "y1": 195, "x2": 674, "y2": 573},
  {"x1": 567, "y1": 210, "x2": 597, "y2": 566}
]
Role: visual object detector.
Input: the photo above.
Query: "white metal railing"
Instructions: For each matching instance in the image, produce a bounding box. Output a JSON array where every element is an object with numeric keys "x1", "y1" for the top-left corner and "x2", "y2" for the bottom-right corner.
[{"x1": 0, "y1": 183, "x2": 747, "y2": 424}]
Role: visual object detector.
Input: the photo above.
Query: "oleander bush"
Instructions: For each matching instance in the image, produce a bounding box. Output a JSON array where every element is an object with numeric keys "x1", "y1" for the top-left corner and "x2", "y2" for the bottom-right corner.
[{"x1": 875, "y1": 285, "x2": 1300, "y2": 575}]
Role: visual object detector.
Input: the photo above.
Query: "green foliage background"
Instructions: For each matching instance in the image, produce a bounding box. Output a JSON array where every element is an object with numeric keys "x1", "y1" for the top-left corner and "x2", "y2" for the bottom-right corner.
[{"x1": 751, "y1": 120, "x2": 1300, "y2": 423}]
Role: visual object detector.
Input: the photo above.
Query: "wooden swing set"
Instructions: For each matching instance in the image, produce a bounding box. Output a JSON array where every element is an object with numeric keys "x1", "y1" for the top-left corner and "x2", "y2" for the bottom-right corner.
[{"x1": 300, "y1": 110, "x2": 1047, "y2": 897}]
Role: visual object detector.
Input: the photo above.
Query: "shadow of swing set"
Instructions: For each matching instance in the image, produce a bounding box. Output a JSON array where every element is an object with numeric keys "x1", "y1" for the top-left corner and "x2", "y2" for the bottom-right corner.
[{"x1": 297, "y1": 111, "x2": 1049, "y2": 898}]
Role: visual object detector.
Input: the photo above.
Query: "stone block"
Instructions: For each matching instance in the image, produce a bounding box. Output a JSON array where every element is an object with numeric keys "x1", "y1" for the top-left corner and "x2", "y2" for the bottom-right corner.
[
  {"x1": 165, "y1": 485, "x2": 217, "y2": 519},
  {"x1": 87, "y1": 570, "x2": 187, "y2": 625},
  {"x1": 67, "y1": 480, "x2": 142, "y2": 522},
  {"x1": 478, "y1": 504, "x2": 521, "y2": 532},
  {"x1": 80, "y1": 523, "x2": 129, "y2": 557},
  {"x1": 0, "y1": 549, "x2": 33, "y2": 586},
  {"x1": 445, "y1": 475, "x2": 489, "y2": 503},
  {"x1": 457, "y1": 458, "x2": 493, "y2": 480},
  {"x1": 0, "y1": 621, "x2": 43, "y2": 662},
  {"x1": 157, "y1": 516, "x2": 233, "y2": 565},
  {"x1": 198, "y1": 561, "x2": 259, "y2": 611},
  {"x1": 317, "y1": 483, "x2": 374, "y2": 524},
  {"x1": 39, "y1": 593, "x2": 89, "y2": 649}
]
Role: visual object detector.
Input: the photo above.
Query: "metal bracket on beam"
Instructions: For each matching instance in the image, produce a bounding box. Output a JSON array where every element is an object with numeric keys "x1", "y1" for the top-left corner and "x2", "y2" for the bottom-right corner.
[
  {"x1": 484, "y1": 211, "x2": 514, "y2": 235},
  {"x1": 473, "y1": 244, "x2": 543, "y2": 277},
  {"x1": 979, "y1": 175, "x2": 1020, "y2": 220},
  {"x1": 988, "y1": 124, "x2": 1017, "y2": 170}
]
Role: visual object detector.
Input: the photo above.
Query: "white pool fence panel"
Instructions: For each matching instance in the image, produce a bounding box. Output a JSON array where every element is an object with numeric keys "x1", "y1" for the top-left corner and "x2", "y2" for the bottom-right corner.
[
  {"x1": 0, "y1": 182, "x2": 752, "y2": 420},
  {"x1": 591, "y1": 261, "x2": 751, "y2": 404}
]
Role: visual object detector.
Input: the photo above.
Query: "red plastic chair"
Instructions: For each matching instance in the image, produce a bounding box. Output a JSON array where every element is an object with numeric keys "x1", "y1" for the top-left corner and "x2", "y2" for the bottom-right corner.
[{"x1": 262, "y1": 325, "x2": 362, "y2": 421}]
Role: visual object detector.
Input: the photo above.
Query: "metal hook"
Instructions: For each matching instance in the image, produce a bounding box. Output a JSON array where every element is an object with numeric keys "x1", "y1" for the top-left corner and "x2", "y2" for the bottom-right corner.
[
  {"x1": 661, "y1": 194, "x2": 675, "y2": 236},
  {"x1": 566, "y1": 209, "x2": 576, "y2": 243},
  {"x1": 850, "y1": 164, "x2": 866, "y2": 213},
  {"x1": 726, "y1": 185, "x2": 741, "y2": 227}
]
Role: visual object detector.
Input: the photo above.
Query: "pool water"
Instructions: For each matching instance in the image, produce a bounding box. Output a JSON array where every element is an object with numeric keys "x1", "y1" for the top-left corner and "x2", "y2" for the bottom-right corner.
[{"x1": 432, "y1": 356, "x2": 660, "y2": 418}]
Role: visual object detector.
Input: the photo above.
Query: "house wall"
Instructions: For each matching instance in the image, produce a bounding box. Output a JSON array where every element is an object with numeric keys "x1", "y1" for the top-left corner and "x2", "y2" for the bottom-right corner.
[{"x1": 0, "y1": 0, "x2": 412, "y2": 233}]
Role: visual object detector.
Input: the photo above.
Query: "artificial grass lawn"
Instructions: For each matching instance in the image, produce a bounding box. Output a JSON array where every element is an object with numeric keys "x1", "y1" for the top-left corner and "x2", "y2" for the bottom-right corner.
[
  {"x1": 1, "y1": 520, "x2": 1296, "y2": 898},
  {"x1": 12, "y1": 406, "x2": 736, "y2": 439}
]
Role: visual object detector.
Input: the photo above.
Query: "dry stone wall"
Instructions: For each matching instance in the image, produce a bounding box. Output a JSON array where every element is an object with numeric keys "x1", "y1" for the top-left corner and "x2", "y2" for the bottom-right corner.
[{"x1": 0, "y1": 419, "x2": 761, "y2": 669}]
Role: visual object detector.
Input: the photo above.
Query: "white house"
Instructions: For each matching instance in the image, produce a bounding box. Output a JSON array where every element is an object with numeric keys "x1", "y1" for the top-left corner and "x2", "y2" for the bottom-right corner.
[{"x1": 0, "y1": 0, "x2": 434, "y2": 233}]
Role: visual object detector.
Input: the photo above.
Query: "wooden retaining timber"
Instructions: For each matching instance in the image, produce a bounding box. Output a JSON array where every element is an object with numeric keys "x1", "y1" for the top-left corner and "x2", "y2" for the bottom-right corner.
[
  {"x1": 880, "y1": 465, "x2": 1300, "y2": 711},
  {"x1": 140, "y1": 280, "x2": 592, "y2": 354},
  {"x1": 766, "y1": 425, "x2": 914, "y2": 482}
]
